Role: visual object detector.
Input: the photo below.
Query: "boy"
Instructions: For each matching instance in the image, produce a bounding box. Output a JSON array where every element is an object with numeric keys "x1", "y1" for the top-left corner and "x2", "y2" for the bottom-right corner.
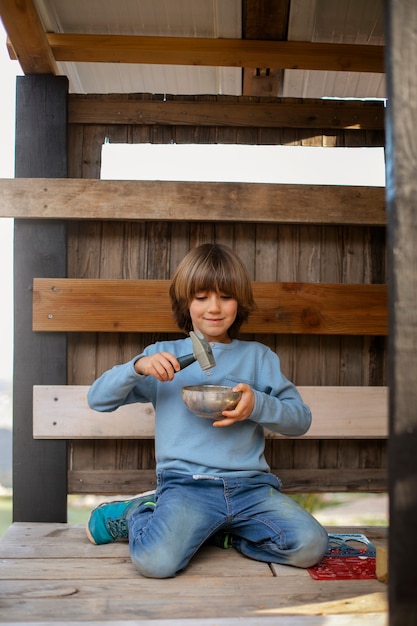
[{"x1": 86, "y1": 243, "x2": 328, "y2": 577}]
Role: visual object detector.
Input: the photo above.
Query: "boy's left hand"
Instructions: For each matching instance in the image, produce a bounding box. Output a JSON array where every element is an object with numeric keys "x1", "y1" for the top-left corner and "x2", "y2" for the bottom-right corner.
[{"x1": 213, "y1": 383, "x2": 254, "y2": 428}]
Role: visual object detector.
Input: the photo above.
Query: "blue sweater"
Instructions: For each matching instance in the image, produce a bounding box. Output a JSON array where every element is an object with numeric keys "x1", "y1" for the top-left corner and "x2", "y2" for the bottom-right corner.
[{"x1": 87, "y1": 338, "x2": 312, "y2": 478}]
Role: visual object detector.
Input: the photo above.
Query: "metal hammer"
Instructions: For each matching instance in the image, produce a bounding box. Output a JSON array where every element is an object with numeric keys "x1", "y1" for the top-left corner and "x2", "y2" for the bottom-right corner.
[{"x1": 177, "y1": 330, "x2": 216, "y2": 371}]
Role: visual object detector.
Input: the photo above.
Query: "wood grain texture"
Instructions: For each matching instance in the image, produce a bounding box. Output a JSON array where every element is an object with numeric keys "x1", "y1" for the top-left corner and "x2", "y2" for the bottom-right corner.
[
  {"x1": 0, "y1": 178, "x2": 386, "y2": 225},
  {"x1": 67, "y1": 467, "x2": 387, "y2": 494},
  {"x1": 68, "y1": 95, "x2": 386, "y2": 130},
  {"x1": 61, "y1": 97, "x2": 388, "y2": 500},
  {"x1": 33, "y1": 385, "x2": 388, "y2": 440},
  {"x1": 0, "y1": 0, "x2": 58, "y2": 73},
  {"x1": 32, "y1": 279, "x2": 388, "y2": 335},
  {"x1": 45, "y1": 34, "x2": 385, "y2": 73},
  {"x1": 0, "y1": 523, "x2": 387, "y2": 622}
]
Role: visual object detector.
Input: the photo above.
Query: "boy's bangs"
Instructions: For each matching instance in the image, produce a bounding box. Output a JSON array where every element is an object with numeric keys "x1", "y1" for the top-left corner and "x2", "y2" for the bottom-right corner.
[{"x1": 188, "y1": 267, "x2": 237, "y2": 299}]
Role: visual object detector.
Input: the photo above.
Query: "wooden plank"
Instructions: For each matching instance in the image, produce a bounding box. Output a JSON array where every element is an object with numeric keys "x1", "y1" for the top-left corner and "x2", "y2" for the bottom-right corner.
[
  {"x1": 242, "y1": 0, "x2": 289, "y2": 97},
  {"x1": 0, "y1": 617, "x2": 390, "y2": 626},
  {"x1": 0, "y1": 579, "x2": 387, "y2": 621},
  {"x1": 68, "y1": 95, "x2": 385, "y2": 130},
  {"x1": 66, "y1": 468, "x2": 388, "y2": 495},
  {"x1": 0, "y1": 522, "x2": 388, "y2": 556},
  {"x1": 0, "y1": 0, "x2": 58, "y2": 73},
  {"x1": 0, "y1": 522, "x2": 387, "y2": 620},
  {"x1": 385, "y1": 2, "x2": 417, "y2": 623},
  {"x1": 43, "y1": 34, "x2": 385, "y2": 73},
  {"x1": 33, "y1": 385, "x2": 388, "y2": 440},
  {"x1": 0, "y1": 522, "x2": 388, "y2": 623},
  {"x1": 0, "y1": 548, "x2": 271, "y2": 580},
  {"x1": 375, "y1": 540, "x2": 389, "y2": 584},
  {"x1": 32, "y1": 279, "x2": 388, "y2": 335},
  {"x1": 0, "y1": 522, "x2": 387, "y2": 545},
  {"x1": 0, "y1": 178, "x2": 387, "y2": 225},
  {"x1": 13, "y1": 75, "x2": 68, "y2": 524}
]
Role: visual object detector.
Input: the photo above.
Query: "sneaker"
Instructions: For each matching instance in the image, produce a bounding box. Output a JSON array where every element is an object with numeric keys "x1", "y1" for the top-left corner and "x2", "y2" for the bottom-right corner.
[
  {"x1": 86, "y1": 490, "x2": 156, "y2": 545},
  {"x1": 208, "y1": 531, "x2": 233, "y2": 549}
]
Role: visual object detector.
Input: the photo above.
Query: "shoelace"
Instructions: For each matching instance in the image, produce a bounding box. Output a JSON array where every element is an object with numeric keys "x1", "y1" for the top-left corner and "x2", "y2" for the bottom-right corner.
[{"x1": 107, "y1": 517, "x2": 128, "y2": 540}]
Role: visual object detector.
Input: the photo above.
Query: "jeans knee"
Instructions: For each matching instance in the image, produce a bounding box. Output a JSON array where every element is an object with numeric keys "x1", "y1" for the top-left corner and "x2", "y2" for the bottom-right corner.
[
  {"x1": 294, "y1": 525, "x2": 329, "y2": 568},
  {"x1": 130, "y1": 549, "x2": 179, "y2": 579}
]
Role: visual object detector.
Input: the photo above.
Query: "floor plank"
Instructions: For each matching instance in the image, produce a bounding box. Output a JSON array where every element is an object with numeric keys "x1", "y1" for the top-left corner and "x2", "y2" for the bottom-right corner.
[
  {"x1": 0, "y1": 523, "x2": 388, "y2": 623},
  {"x1": 0, "y1": 616, "x2": 388, "y2": 626},
  {"x1": 0, "y1": 550, "x2": 272, "y2": 580},
  {"x1": 0, "y1": 578, "x2": 387, "y2": 620}
]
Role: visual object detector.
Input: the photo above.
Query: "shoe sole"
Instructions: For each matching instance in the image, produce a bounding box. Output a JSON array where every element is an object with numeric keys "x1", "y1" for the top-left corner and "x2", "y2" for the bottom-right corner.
[{"x1": 86, "y1": 490, "x2": 155, "y2": 545}]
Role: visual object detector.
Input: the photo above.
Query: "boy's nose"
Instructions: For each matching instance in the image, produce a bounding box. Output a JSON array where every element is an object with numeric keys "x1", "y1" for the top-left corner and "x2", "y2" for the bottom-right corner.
[{"x1": 207, "y1": 295, "x2": 221, "y2": 310}]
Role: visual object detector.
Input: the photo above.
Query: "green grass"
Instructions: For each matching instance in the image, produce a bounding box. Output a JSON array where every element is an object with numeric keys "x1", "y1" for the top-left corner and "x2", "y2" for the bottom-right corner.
[{"x1": 0, "y1": 496, "x2": 12, "y2": 538}]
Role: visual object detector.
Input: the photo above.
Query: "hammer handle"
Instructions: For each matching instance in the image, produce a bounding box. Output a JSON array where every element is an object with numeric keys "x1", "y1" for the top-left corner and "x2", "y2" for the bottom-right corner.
[{"x1": 177, "y1": 353, "x2": 196, "y2": 370}]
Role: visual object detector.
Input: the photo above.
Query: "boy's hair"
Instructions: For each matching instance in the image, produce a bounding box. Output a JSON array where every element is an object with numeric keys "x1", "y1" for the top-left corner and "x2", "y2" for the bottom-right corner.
[{"x1": 169, "y1": 243, "x2": 255, "y2": 338}]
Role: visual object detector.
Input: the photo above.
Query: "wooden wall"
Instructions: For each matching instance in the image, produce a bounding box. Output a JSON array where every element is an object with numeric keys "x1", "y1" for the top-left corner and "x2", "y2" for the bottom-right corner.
[{"x1": 66, "y1": 94, "x2": 387, "y2": 494}]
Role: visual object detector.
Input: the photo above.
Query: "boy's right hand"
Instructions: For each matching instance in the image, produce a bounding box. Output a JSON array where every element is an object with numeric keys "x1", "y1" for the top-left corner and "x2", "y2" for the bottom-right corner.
[{"x1": 134, "y1": 353, "x2": 180, "y2": 382}]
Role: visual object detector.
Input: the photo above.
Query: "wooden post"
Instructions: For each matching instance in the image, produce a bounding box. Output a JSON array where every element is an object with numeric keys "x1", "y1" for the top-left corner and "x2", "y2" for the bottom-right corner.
[
  {"x1": 385, "y1": 1, "x2": 417, "y2": 624},
  {"x1": 13, "y1": 75, "x2": 68, "y2": 522}
]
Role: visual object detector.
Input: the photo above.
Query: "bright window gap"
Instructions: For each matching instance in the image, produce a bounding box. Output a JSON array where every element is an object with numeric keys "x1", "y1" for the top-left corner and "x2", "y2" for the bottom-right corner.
[{"x1": 101, "y1": 143, "x2": 385, "y2": 187}]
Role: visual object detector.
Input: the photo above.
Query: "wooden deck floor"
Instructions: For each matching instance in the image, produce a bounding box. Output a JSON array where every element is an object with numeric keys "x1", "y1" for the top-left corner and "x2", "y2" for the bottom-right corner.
[{"x1": 0, "y1": 523, "x2": 388, "y2": 626}]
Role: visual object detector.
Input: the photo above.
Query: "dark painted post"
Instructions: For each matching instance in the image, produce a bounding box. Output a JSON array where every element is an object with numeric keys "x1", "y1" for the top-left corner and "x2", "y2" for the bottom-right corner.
[
  {"x1": 385, "y1": 1, "x2": 417, "y2": 624},
  {"x1": 13, "y1": 75, "x2": 68, "y2": 521}
]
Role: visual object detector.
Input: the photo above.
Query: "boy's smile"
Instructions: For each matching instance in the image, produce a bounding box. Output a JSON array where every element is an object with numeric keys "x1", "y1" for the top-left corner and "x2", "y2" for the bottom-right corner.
[{"x1": 189, "y1": 291, "x2": 238, "y2": 344}]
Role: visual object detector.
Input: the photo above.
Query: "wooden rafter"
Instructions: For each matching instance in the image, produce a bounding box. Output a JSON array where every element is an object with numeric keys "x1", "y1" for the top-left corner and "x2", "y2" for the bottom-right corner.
[
  {"x1": 243, "y1": 0, "x2": 291, "y2": 96},
  {"x1": 0, "y1": 0, "x2": 385, "y2": 77},
  {"x1": 44, "y1": 34, "x2": 385, "y2": 73},
  {"x1": 0, "y1": 0, "x2": 58, "y2": 74}
]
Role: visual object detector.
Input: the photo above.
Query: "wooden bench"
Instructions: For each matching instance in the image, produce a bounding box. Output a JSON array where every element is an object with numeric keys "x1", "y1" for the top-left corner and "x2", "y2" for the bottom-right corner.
[
  {"x1": 31, "y1": 277, "x2": 389, "y2": 495},
  {"x1": 33, "y1": 384, "x2": 388, "y2": 441},
  {"x1": 33, "y1": 383, "x2": 388, "y2": 497}
]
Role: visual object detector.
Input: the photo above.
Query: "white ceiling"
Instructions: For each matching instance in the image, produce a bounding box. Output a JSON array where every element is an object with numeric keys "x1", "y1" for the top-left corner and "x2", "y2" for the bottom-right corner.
[
  {"x1": 283, "y1": 0, "x2": 385, "y2": 98},
  {"x1": 34, "y1": 0, "x2": 385, "y2": 99}
]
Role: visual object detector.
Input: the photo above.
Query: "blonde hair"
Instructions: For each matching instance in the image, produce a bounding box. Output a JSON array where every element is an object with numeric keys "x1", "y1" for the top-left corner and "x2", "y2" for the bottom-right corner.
[{"x1": 169, "y1": 243, "x2": 255, "y2": 338}]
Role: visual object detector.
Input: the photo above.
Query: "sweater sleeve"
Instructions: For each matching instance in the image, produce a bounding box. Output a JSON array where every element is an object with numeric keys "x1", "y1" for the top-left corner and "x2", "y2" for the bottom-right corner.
[
  {"x1": 87, "y1": 356, "x2": 155, "y2": 412},
  {"x1": 247, "y1": 348, "x2": 312, "y2": 437}
]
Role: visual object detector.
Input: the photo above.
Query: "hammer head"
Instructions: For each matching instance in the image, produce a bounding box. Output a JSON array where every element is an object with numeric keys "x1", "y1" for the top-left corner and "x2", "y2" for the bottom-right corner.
[{"x1": 190, "y1": 330, "x2": 216, "y2": 370}]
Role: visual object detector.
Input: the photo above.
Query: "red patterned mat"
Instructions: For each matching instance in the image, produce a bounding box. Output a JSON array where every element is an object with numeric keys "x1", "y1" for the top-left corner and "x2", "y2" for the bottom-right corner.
[
  {"x1": 307, "y1": 533, "x2": 377, "y2": 580},
  {"x1": 308, "y1": 555, "x2": 376, "y2": 580}
]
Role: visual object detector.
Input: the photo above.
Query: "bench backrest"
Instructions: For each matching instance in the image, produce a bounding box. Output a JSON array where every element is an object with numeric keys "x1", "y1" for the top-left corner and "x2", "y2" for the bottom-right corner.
[
  {"x1": 32, "y1": 277, "x2": 388, "y2": 495},
  {"x1": 33, "y1": 384, "x2": 387, "y2": 440}
]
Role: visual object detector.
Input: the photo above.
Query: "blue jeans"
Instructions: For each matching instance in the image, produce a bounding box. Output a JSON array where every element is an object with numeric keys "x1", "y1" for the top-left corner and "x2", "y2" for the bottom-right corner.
[{"x1": 128, "y1": 470, "x2": 329, "y2": 578}]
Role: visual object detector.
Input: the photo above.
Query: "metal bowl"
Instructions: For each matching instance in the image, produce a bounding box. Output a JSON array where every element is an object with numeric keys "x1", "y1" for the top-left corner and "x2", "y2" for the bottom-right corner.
[{"x1": 182, "y1": 385, "x2": 242, "y2": 420}]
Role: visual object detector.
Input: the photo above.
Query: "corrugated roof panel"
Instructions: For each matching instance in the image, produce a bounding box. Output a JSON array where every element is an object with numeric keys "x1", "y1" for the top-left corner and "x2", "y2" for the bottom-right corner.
[
  {"x1": 36, "y1": 0, "x2": 242, "y2": 95},
  {"x1": 283, "y1": 0, "x2": 385, "y2": 99},
  {"x1": 59, "y1": 61, "x2": 242, "y2": 95},
  {"x1": 36, "y1": 0, "x2": 241, "y2": 36},
  {"x1": 282, "y1": 70, "x2": 385, "y2": 99},
  {"x1": 35, "y1": 0, "x2": 385, "y2": 99}
]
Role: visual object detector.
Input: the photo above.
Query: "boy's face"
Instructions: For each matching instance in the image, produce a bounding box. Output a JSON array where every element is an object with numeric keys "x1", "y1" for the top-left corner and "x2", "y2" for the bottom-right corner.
[{"x1": 189, "y1": 291, "x2": 238, "y2": 344}]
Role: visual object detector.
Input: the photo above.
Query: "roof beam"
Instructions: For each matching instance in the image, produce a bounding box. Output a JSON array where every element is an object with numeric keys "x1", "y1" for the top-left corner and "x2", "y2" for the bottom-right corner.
[
  {"x1": 0, "y1": 0, "x2": 384, "y2": 76},
  {"x1": 43, "y1": 34, "x2": 384, "y2": 73},
  {"x1": 243, "y1": 0, "x2": 291, "y2": 96},
  {"x1": 68, "y1": 95, "x2": 386, "y2": 130},
  {"x1": 0, "y1": 0, "x2": 58, "y2": 74}
]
